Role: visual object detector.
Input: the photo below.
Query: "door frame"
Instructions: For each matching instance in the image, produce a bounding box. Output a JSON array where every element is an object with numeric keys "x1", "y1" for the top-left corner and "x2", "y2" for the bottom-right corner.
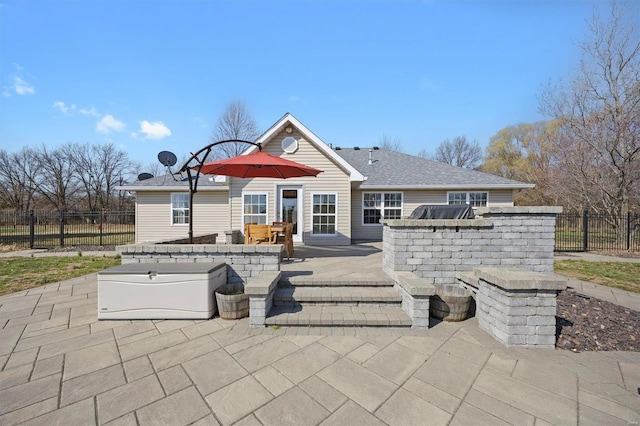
[{"x1": 276, "y1": 184, "x2": 304, "y2": 242}]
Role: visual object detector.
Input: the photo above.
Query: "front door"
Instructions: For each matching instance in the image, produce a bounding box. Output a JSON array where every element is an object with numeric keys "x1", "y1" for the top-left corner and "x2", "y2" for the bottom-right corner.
[{"x1": 278, "y1": 186, "x2": 303, "y2": 242}]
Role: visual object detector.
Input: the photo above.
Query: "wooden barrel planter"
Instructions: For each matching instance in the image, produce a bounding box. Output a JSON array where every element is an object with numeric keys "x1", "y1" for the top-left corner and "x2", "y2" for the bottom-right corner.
[
  {"x1": 215, "y1": 284, "x2": 249, "y2": 319},
  {"x1": 430, "y1": 284, "x2": 472, "y2": 322}
]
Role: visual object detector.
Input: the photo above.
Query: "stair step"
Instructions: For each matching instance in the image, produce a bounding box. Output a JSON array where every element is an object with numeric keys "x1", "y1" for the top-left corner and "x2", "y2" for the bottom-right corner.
[
  {"x1": 265, "y1": 305, "x2": 412, "y2": 327},
  {"x1": 279, "y1": 277, "x2": 395, "y2": 287},
  {"x1": 274, "y1": 287, "x2": 402, "y2": 304}
]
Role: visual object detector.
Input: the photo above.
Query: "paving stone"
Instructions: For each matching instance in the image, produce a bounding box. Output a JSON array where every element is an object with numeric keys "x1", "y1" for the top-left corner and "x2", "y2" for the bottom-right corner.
[
  {"x1": 252, "y1": 365, "x2": 294, "y2": 397},
  {"x1": 0, "y1": 295, "x2": 39, "y2": 314},
  {"x1": 61, "y1": 364, "x2": 126, "y2": 407},
  {"x1": 4, "y1": 348, "x2": 39, "y2": 370},
  {"x1": 254, "y1": 387, "x2": 329, "y2": 426},
  {"x1": 272, "y1": 342, "x2": 341, "y2": 384},
  {"x1": 319, "y1": 400, "x2": 385, "y2": 426},
  {"x1": 158, "y1": 365, "x2": 193, "y2": 395},
  {"x1": 123, "y1": 356, "x2": 154, "y2": 382},
  {"x1": 113, "y1": 321, "x2": 156, "y2": 339},
  {"x1": 346, "y1": 342, "x2": 380, "y2": 364},
  {"x1": 149, "y1": 335, "x2": 219, "y2": 371},
  {"x1": 403, "y1": 377, "x2": 461, "y2": 414},
  {"x1": 0, "y1": 373, "x2": 60, "y2": 414},
  {"x1": 511, "y1": 358, "x2": 578, "y2": 400},
  {"x1": 233, "y1": 336, "x2": 301, "y2": 373},
  {"x1": 22, "y1": 397, "x2": 95, "y2": 426},
  {"x1": 578, "y1": 389, "x2": 639, "y2": 424},
  {"x1": 484, "y1": 353, "x2": 517, "y2": 375},
  {"x1": 206, "y1": 375, "x2": 273, "y2": 425},
  {"x1": 90, "y1": 319, "x2": 130, "y2": 333},
  {"x1": 22, "y1": 324, "x2": 68, "y2": 339},
  {"x1": 38, "y1": 329, "x2": 114, "y2": 360},
  {"x1": 183, "y1": 349, "x2": 248, "y2": 396},
  {"x1": 472, "y1": 366, "x2": 577, "y2": 425},
  {"x1": 0, "y1": 396, "x2": 57, "y2": 425},
  {"x1": 317, "y1": 358, "x2": 397, "y2": 412},
  {"x1": 232, "y1": 414, "x2": 262, "y2": 426},
  {"x1": 4, "y1": 313, "x2": 51, "y2": 330},
  {"x1": 413, "y1": 349, "x2": 483, "y2": 398},
  {"x1": 299, "y1": 376, "x2": 348, "y2": 412},
  {"x1": 154, "y1": 320, "x2": 195, "y2": 333},
  {"x1": 618, "y1": 362, "x2": 640, "y2": 393},
  {"x1": 118, "y1": 329, "x2": 188, "y2": 361},
  {"x1": 97, "y1": 374, "x2": 164, "y2": 424},
  {"x1": 578, "y1": 403, "x2": 633, "y2": 426},
  {"x1": 181, "y1": 320, "x2": 225, "y2": 339},
  {"x1": 363, "y1": 341, "x2": 426, "y2": 385},
  {"x1": 0, "y1": 326, "x2": 25, "y2": 356},
  {"x1": 0, "y1": 363, "x2": 32, "y2": 391},
  {"x1": 394, "y1": 335, "x2": 444, "y2": 357},
  {"x1": 449, "y1": 402, "x2": 510, "y2": 426},
  {"x1": 31, "y1": 354, "x2": 63, "y2": 380},
  {"x1": 191, "y1": 414, "x2": 221, "y2": 426},
  {"x1": 375, "y1": 387, "x2": 451, "y2": 426},
  {"x1": 283, "y1": 335, "x2": 323, "y2": 348},
  {"x1": 64, "y1": 340, "x2": 120, "y2": 380},
  {"x1": 137, "y1": 386, "x2": 210, "y2": 426},
  {"x1": 438, "y1": 335, "x2": 493, "y2": 365},
  {"x1": 464, "y1": 389, "x2": 535, "y2": 426},
  {"x1": 117, "y1": 329, "x2": 159, "y2": 346},
  {"x1": 318, "y1": 336, "x2": 365, "y2": 355},
  {"x1": 103, "y1": 412, "x2": 138, "y2": 426}
]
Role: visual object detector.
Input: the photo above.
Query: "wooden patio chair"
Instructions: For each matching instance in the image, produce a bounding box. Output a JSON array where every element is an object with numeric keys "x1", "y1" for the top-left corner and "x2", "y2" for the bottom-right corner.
[{"x1": 247, "y1": 224, "x2": 277, "y2": 245}]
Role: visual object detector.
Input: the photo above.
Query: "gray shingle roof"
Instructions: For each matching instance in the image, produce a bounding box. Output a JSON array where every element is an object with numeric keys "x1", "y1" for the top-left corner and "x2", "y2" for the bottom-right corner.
[
  {"x1": 120, "y1": 172, "x2": 228, "y2": 190},
  {"x1": 334, "y1": 148, "x2": 532, "y2": 188}
]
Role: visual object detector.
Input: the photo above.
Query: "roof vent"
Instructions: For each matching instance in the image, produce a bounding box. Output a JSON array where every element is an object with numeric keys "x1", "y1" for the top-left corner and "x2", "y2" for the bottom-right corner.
[
  {"x1": 335, "y1": 146, "x2": 341, "y2": 150},
  {"x1": 373, "y1": 146, "x2": 379, "y2": 150},
  {"x1": 354, "y1": 146, "x2": 360, "y2": 150},
  {"x1": 368, "y1": 149, "x2": 373, "y2": 165}
]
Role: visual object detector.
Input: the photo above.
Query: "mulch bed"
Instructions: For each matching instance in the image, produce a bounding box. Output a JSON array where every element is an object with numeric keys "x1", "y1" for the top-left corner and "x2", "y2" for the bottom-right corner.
[{"x1": 556, "y1": 290, "x2": 640, "y2": 352}]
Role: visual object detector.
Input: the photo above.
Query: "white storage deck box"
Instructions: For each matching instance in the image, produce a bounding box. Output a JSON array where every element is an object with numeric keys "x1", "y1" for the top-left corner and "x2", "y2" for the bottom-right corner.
[{"x1": 98, "y1": 263, "x2": 226, "y2": 320}]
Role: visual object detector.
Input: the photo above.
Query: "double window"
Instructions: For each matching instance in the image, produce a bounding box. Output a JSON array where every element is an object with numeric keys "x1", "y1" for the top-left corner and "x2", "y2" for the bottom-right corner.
[
  {"x1": 363, "y1": 192, "x2": 403, "y2": 225},
  {"x1": 312, "y1": 193, "x2": 337, "y2": 235},
  {"x1": 171, "y1": 193, "x2": 189, "y2": 225},
  {"x1": 243, "y1": 193, "x2": 267, "y2": 224},
  {"x1": 447, "y1": 192, "x2": 488, "y2": 207}
]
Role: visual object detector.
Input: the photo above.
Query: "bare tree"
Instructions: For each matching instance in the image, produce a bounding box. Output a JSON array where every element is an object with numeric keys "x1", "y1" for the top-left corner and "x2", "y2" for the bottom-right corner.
[
  {"x1": 432, "y1": 136, "x2": 483, "y2": 169},
  {"x1": 31, "y1": 144, "x2": 81, "y2": 211},
  {"x1": 211, "y1": 100, "x2": 260, "y2": 159},
  {"x1": 540, "y1": 1, "x2": 640, "y2": 217},
  {"x1": 0, "y1": 148, "x2": 38, "y2": 213},
  {"x1": 378, "y1": 134, "x2": 404, "y2": 152}
]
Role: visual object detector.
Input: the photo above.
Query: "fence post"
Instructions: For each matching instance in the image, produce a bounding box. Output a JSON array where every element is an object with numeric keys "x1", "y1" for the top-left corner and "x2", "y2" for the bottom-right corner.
[
  {"x1": 29, "y1": 210, "x2": 35, "y2": 249},
  {"x1": 627, "y1": 212, "x2": 632, "y2": 251},
  {"x1": 99, "y1": 209, "x2": 104, "y2": 246},
  {"x1": 59, "y1": 210, "x2": 65, "y2": 247},
  {"x1": 582, "y1": 210, "x2": 589, "y2": 252}
]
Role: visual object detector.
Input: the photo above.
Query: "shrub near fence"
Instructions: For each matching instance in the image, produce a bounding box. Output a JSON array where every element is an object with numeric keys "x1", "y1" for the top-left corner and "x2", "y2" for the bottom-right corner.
[
  {"x1": 0, "y1": 210, "x2": 135, "y2": 249},
  {"x1": 555, "y1": 211, "x2": 640, "y2": 252}
]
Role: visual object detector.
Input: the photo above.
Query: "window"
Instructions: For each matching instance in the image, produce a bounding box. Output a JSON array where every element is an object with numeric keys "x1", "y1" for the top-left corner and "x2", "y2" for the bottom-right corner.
[
  {"x1": 363, "y1": 192, "x2": 403, "y2": 225},
  {"x1": 447, "y1": 192, "x2": 488, "y2": 207},
  {"x1": 171, "y1": 193, "x2": 189, "y2": 225},
  {"x1": 243, "y1": 193, "x2": 267, "y2": 224},
  {"x1": 312, "y1": 193, "x2": 337, "y2": 235}
]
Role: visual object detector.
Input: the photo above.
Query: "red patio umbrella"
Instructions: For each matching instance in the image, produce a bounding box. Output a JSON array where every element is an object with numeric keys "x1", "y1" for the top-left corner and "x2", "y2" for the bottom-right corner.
[{"x1": 198, "y1": 151, "x2": 323, "y2": 179}]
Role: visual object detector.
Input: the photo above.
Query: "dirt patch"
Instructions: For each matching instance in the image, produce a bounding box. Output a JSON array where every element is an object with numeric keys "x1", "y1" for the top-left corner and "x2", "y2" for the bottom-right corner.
[{"x1": 556, "y1": 290, "x2": 639, "y2": 352}]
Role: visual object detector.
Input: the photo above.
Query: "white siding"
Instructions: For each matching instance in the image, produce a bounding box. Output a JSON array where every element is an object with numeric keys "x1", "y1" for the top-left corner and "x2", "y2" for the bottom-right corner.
[
  {"x1": 351, "y1": 189, "x2": 515, "y2": 241},
  {"x1": 230, "y1": 128, "x2": 352, "y2": 245},
  {"x1": 136, "y1": 191, "x2": 230, "y2": 243}
]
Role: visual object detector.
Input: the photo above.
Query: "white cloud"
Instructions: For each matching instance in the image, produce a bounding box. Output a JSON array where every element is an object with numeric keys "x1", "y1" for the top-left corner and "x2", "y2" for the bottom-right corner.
[
  {"x1": 96, "y1": 114, "x2": 125, "y2": 133},
  {"x1": 14, "y1": 77, "x2": 35, "y2": 95},
  {"x1": 53, "y1": 101, "x2": 76, "y2": 114},
  {"x1": 139, "y1": 120, "x2": 171, "y2": 139},
  {"x1": 79, "y1": 106, "x2": 100, "y2": 117}
]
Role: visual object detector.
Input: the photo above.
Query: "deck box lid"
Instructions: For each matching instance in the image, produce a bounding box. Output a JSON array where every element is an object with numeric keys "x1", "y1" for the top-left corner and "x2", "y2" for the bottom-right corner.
[{"x1": 98, "y1": 262, "x2": 226, "y2": 275}]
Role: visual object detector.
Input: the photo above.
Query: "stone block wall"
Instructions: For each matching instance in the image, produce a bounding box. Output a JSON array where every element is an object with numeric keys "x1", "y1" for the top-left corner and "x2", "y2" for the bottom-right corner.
[
  {"x1": 471, "y1": 267, "x2": 567, "y2": 349},
  {"x1": 117, "y1": 244, "x2": 283, "y2": 284},
  {"x1": 383, "y1": 206, "x2": 561, "y2": 285}
]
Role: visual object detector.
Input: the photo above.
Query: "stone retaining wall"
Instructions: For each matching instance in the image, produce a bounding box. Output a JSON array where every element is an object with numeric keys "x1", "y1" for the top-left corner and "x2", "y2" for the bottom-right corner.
[
  {"x1": 458, "y1": 267, "x2": 567, "y2": 349},
  {"x1": 383, "y1": 206, "x2": 561, "y2": 285},
  {"x1": 117, "y1": 244, "x2": 283, "y2": 284}
]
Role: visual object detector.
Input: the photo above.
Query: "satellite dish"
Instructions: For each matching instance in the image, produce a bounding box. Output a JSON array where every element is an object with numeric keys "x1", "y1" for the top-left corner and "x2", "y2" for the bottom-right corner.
[
  {"x1": 138, "y1": 172, "x2": 154, "y2": 181},
  {"x1": 158, "y1": 151, "x2": 177, "y2": 167}
]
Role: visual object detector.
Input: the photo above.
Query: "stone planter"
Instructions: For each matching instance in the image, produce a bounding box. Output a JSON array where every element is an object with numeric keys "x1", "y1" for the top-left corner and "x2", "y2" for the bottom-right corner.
[
  {"x1": 430, "y1": 284, "x2": 472, "y2": 322},
  {"x1": 215, "y1": 284, "x2": 249, "y2": 319}
]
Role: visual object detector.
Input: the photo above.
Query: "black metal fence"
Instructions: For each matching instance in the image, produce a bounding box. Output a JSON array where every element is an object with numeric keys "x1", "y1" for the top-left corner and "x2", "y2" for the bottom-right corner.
[
  {"x1": 0, "y1": 210, "x2": 135, "y2": 249},
  {"x1": 555, "y1": 211, "x2": 640, "y2": 252}
]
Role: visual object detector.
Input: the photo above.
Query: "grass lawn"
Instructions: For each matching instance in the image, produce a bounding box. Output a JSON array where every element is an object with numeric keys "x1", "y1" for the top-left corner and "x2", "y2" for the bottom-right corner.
[
  {"x1": 0, "y1": 256, "x2": 121, "y2": 296},
  {"x1": 554, "y1": 260, "x2": 640, "y2": 294}
]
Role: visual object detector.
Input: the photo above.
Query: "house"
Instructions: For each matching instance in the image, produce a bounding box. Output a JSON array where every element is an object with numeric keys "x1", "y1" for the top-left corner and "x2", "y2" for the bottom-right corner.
[{"x1": 122, "y1": 113, "x2": 534, "y2": 245}]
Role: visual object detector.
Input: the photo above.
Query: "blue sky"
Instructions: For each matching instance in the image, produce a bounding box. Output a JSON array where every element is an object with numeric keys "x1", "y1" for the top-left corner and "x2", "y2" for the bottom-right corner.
[{"x1": 1, "y1": 0, "x2": 636, "y2": 170}]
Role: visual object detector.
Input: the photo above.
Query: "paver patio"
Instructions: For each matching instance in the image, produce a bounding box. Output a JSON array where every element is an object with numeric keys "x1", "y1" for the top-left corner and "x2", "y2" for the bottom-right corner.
[{"x1": 0, "y1": 245, "x2": 638, "y2": 425}]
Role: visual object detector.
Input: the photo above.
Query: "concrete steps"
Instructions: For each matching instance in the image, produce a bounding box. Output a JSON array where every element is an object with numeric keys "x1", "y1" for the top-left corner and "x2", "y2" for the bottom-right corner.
[{"x1": 266, "y1": 276, "x2": 411, "y2": 327}]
